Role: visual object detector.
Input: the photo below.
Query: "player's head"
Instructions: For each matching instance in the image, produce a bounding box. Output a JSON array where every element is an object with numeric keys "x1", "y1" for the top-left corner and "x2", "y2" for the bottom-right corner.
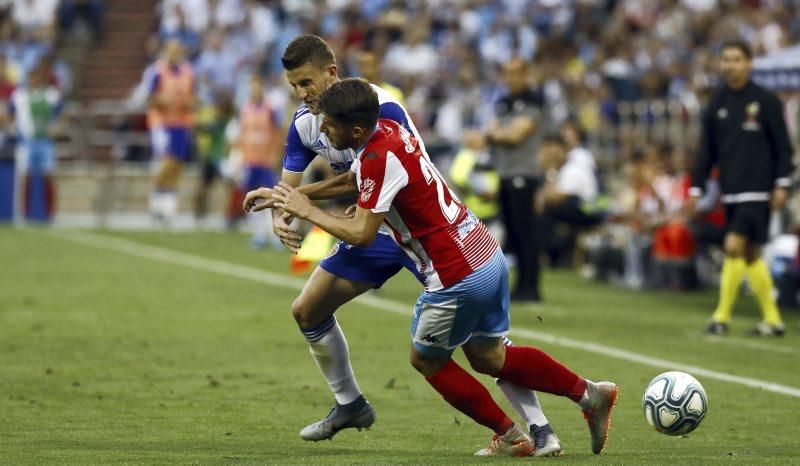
[
  {"x1": 720, "y1": 39, "x2": 752, "y2": 89},
  {"x1": 248, "y1": 74, "x2": 264, "y2": 101},
  {"x1": 318, "y1": 78, "x2": 379, "y2": 151},
  {"x1": 162, "y1": 39, "x2": 184, "y2": 64},
  {"x1": 282, "y1": 35, "x2": 338, "y2": 115},
  {"x1": 356, "y1": 50, "x2": 381, "y2": 83},
  {"x1": 503, "y1": 58, "x2": 528, "y2": 95}
]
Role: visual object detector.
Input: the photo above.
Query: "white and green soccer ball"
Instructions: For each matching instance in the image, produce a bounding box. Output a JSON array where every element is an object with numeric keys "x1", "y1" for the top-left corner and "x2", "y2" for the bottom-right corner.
[{"x1": 643, "y1": 371, "x2": 707, "y2": 436}]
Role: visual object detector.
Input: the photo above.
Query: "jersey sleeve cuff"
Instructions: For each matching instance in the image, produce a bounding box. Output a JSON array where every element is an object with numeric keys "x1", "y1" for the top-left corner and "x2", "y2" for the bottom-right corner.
[
  {"x1": 688, "y1": 187, "x2": 703, "y2": 198},
  {"x1": 370, "y1": 206, "x2": 391, "y2": 213},
  {"x1": 282, "y1": 167, "x2": 305, "y2": 174},
  {"x1": 775, "y1": 178, "x2": 791, "y2": 188}
]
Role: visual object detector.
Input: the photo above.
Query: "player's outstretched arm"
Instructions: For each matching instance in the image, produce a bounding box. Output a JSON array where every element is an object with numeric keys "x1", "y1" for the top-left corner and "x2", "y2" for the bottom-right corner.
[
  {"x1": 243, "y1": 171, "x2": 357, "y2": 213},
  {"x1": 298, "y1": 171, "x2": 358, "y2": 200},
  {"x1": 274, "y1": 182, "x2": 384, "y2": 247}
]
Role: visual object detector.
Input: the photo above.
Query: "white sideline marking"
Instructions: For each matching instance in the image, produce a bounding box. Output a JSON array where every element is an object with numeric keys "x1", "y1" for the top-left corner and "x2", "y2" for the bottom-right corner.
[
  {"x1": 46, "y1": 230, "x2": 800, "y2": 399},
  {"x1": 693, "y1": 333, "x2": 798, "y2": 355}
]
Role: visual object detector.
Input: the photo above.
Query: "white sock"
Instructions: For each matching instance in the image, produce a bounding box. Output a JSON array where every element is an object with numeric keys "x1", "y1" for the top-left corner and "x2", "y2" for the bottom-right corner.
[
  {"x1": 306, "y1": 319, "x2": 362, "y2": 405},
  {"x1": 162, "y1": 191, "x2": 178, "y2": 219},
  {"x1": 149, "y1": 191, "x2": 164, "y2": 216},
  {"x1": 497, "y1": 379, "x2": 549, "y2": 427}
]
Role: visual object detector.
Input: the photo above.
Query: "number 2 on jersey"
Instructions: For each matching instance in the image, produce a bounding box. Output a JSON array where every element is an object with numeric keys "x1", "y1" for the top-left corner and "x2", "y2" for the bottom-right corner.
[{"x1": 419, "y1": 156, "x2": 460, "y2": 223}]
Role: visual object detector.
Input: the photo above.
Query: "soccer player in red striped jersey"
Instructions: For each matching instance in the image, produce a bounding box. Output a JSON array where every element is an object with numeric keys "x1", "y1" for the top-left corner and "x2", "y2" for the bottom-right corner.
[{"x1": 273, "y1": 78, "x2": 619, "y2": 456}]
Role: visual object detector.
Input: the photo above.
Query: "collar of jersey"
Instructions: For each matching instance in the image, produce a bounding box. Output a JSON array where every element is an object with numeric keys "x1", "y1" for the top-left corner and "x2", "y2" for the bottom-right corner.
[{"x1": 355, "y1": 124, "x2": 381, "y2": 157}]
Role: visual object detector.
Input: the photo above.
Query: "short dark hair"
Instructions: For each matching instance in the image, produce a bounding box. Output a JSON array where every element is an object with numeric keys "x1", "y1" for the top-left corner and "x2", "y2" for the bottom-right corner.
[
  {"x1": 318, "y1": 78, "x2": 379, "y2": 129},
  {"x1": 281, "y1": 35, "x2": 336, "y2": 71},
  {"x1": 721, "y1": 39, "x2": 752, "y2": 59}
]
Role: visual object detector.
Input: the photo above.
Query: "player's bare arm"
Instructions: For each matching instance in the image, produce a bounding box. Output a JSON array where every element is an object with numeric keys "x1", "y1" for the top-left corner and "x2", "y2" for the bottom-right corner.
[
  {"x1": 274, "y1": 182, "x2": 384, "y2": 248},
  {"x1": 243, "y1": 171, "x2": 357, "y2": 213},
  {"x1": 269, "y1": 169, "x2": 305, "y2": 253}
]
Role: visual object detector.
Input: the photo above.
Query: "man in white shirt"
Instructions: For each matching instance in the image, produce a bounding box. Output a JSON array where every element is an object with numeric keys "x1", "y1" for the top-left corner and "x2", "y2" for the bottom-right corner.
[{"x1": 538, "y1": 131, "x2": 604, "y2": 264}]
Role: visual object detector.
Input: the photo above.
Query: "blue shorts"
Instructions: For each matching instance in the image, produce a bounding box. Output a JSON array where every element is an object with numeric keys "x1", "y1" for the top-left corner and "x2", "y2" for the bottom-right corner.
[
  {"x1": 319, "y1": 233, "x2": 423, "y2": 288},
  {"x1": 243, "y1": 166, "x2": 277, "y2": 192},
  {"x1": 24, "y1": 138, "x2": 55, "y2": 175},
  {"x1": 411, "y1": 248, "x2": 509, "y2": 356},
  {"x1": 151, "y1": 126, "x2": 192, "y2": 162}
]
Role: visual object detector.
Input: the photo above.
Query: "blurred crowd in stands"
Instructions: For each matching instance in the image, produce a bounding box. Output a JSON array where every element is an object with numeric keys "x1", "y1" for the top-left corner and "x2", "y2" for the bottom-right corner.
[
  {"x1": 131, "y1": 0, "x2": 800, "y2": 300},
  {"x1": 5, "y1": 0, "x2": 800, "y2": 301}
]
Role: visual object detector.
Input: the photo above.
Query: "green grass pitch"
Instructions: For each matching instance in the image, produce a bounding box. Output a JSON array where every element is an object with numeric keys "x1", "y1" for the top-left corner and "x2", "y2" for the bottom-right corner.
[{"x1": 2, "y1": 227, "x2": 799, "y2": 464}]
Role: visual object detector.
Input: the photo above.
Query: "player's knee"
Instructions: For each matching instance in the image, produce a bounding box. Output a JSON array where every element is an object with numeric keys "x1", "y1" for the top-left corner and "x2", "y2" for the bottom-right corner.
[
  {"x1": 409, "y1": 351, "x2": 447, "y2": 377},
  {"x1": 467, "y1": 355, "x2": 503, "y2": 376},
  {"x1": 292, "y1": 296, "x2": 335, "y2": 329},
  {"x1": 291, "y1": 297, "x2": 313, "y2": 327}
]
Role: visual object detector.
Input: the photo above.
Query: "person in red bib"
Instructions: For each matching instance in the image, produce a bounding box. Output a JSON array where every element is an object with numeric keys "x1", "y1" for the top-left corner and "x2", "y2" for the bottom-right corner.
[
  {"x1": 147, "y1": 39, "x2": 196, "y2": 225},
  {"x1": 236, "y1": 74, "x2": 283, "y2": 249}
]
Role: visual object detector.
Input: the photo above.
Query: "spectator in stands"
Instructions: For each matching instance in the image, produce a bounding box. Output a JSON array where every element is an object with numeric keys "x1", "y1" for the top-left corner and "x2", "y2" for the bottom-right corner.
[
  {"x1": 234, "y1": 73, "x2": 282, "y2": 250},
  {"x1": 383, "y1": 26, "x2": 437, "y2": 84},
  {"x1": 356, "y1": 49, "x2": 404, "y2": 105},
  {"x1": 193, "y1": 91, "x2": 234, "y2": 227},
  {"x1": 10, "y1": 57, "x2": 63, "y2": 221},
  {"x1": 487, "y1": 57, "x2": 545, "y2": 303},
  {"x1": 538, "y1": 131, "x2": 603, "y2": 266},
  {"x1": 58, "y1": 0, "x2": 104, "y2": 41},
  {"x1": 195, "y1": 29, "x2": 238, "y2": 103},
  {"x1": 448, "y1": 129, "x2": 501, "y2": 238},
  {"x1": 160, "y1": 0, "x2": 209, "y2": 35},
  {"x1": 159, "y1": 4, "x2": 200, "y2": 60},
  {"x1": 12, "y1": 0, "x2": 58, "y2": 39},
  {"x1": 649, "y1": 147, "x2": 697, "y2": 289},
  {"x1": 146, "y1": 39, "x2": 196, "y2": 226}
]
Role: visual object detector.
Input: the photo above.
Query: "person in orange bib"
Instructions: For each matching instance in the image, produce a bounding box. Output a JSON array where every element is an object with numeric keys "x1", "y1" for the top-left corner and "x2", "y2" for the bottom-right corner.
[
  {"x1": 236, "y1": 74, "x2": 283, "y2": 249},
  {"x1": 147, "y1": 39, "x2": 197, "y2": 225}
]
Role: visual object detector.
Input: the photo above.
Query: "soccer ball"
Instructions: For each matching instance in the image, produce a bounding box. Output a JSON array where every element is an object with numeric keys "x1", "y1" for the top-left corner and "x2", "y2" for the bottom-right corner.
[{"x1": 642, "y1": 371, "x2": 707, "y2": 436}]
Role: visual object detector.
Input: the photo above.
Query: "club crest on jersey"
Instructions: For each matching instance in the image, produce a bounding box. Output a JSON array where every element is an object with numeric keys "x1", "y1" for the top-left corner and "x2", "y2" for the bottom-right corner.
[
  {"x1": 360, "y1": 178, "x2": 376, "y2": 203},
  {"x1": 742, "y1": 101, "x2": 761, "y2": 131}
]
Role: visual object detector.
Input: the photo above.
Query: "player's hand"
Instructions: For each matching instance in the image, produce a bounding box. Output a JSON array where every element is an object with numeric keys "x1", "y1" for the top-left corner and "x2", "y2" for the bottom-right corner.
[
  {"x1": 274, "y1": 182, "x2": 312, "y2": 220},
  {"x1": 271, "y1": 209, "x2": 302, "y2": 253},
  {"x1": 771, "y1": 187, "x2": 788, "y2": 211},
  {"x1": 243, "y1": 187, "x2": 275, "y2": 213}
]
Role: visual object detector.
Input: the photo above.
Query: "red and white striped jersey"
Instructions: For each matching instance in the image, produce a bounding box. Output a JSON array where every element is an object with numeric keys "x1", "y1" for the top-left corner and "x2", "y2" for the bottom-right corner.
[{"x1": 352, "y1": 119, "x2": 499, "y2": 291}]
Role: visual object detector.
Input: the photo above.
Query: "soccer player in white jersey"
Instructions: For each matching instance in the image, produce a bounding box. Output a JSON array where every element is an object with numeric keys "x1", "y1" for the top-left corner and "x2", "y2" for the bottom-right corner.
[
  {"x1": 271, "y1": 78, "x2": 619, "y2": 457},
  {"x1": 244, "y1": 36, "x2": 561, "y2": 453}
]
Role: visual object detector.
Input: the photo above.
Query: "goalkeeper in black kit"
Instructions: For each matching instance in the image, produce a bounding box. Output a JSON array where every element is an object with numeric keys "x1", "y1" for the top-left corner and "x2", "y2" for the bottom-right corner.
[{"x1": 689, "y1": 40, "x2": 794, "y2": 337}]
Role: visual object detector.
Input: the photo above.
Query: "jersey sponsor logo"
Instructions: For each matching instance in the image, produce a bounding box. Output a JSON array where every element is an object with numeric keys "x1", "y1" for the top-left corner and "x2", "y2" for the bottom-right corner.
[
  {"x1": 313, "y1": 139, "x2": 327, "y2": 151},
  {"x1": 457, "y1": 211, "x2": 479, "y2": 240},
  {"x1": 360, "y1": 178, "x2": 376, "y2": 203},
  {"x1": 743, "y1": 101, "x2": 761, "y2": 131},
  {"x1": 329, "y1": 160, "x2": 353, "y2": 173}
]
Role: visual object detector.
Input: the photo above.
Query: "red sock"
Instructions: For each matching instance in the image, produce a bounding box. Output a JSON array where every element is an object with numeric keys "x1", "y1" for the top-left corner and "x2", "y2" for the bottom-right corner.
[
  {"x1": 497, "y1": 346, "x2": 587, "y2": 403},
  {"x1": 425, "y1": 359, "x2": 513, "y2": 435}
]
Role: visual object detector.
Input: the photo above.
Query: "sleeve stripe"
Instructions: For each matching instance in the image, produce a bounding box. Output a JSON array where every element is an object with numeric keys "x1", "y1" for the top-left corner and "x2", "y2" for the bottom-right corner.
[{"x1": 372, "y1": 151, "x2": 409, "y2": 212}]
